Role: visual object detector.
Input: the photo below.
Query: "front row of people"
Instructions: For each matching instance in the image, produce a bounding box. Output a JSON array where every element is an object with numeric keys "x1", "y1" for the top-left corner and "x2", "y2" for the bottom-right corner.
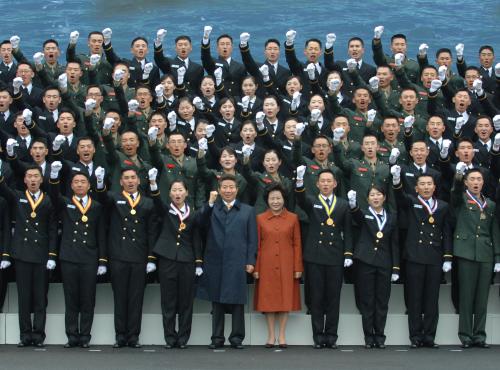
[{"x1": 0, "y1": 158, "x2": 498, "y2": 349}]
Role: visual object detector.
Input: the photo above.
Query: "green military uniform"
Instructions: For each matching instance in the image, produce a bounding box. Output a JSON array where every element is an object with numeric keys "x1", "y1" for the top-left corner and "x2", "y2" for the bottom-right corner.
[
  {"x1": 451, "y1": 175, "x2": 500, "y2": 346},
  {"x1": 417, "y1": 54, "x2": 465, "y2": 91},
  {"x1": 66, "y1": 44, "x2": 113, "y2": 86},
  {"x1": 102, "y1": 85, "x2": 136, "y2": 112},
  {"x1": 377, "y1": 139, "x2": 409, "y2": 166},
  {"x1": 372, "y1": 39, "x2": 420, "y2": 83},
  {"x1": 12, "y1": 47, "x2": 66, "y2": 87}
]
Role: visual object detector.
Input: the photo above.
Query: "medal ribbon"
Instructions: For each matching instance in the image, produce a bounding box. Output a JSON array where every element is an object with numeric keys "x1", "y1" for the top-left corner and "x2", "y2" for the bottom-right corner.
[
  {"x1": 318, "y1": 194, "x2": 337, "y2": 220},
  {"x1": 466, "y1": 190, "x2": 487, "y2": 212},
  {"x1": 368, "y1": 207, "x2": 387, "y2": 232},
  {"x1": 25, "y1": 190, "x2": 44, "y2": 214},
  {"x1": 122, "y1": 191, "x2": 141, "y2": 210},
  {"x1": 72, "y1": 196, "x2": 92, "y2": 216},
  {"x1": 417, "y1": 195, "x2": 438, "y2": 216},
  {"x1": 169, "y1": 203, "x2": 190, "y2": 223}
]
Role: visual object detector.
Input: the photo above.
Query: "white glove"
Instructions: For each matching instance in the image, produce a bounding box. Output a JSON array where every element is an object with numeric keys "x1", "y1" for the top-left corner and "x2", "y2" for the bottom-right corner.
[
  {"x1": 128, "y1": 99, "x2": 139, "y2": 112},
  {"x1": 113, "y1": 68, "x2": 125, "y2": 82},
  {"x1": 473, "y1": 79, "x2": 484, "y2": 96},
  {"x1": 155, "y1": 28, "x2": 167, "y2": 46},
  {"x1": 46, "y1": 260, "x2": 56, "y2": 270},
  {"x1": 295, "y1": 122, "x2": 305, "y2": 136},
  {"x1": 310, "y1": 108, "x2": 321, "y2": 122},
  {"x1": 193, "y1": 96, "x2": 205, "y2": 111},
  {"x1": 347, "y1": 190, "x2": 357, "y2": 209},
  {"x1": 333, "y1": 127, "x2": 345, "y2": 143},
  {"x1": 296, "y1": 165, "x2": 306, "y2": 181},
  {"x1": 214, "y1": 67, "x2": 223, "y2": 85},
  {"x1": 442, "y1": 261, "x2": 452, "y2": 273},
  {"x1": 0, "y1": 260, "x2": 11, "y2": 269},
  {"x1": 33, "y1": 52, "x2": 44, "y2": 66},
  {"x1": 50, "y1": 161, "x2": 63, "y2": 179},
  {"x1": 242, "y1": 144, "x2": 253, "y2": 158},
  {"x1": 440, "y1": 139, "x2": 452, "y2": 158},
  {"x1": 456, "y1": 161, "x2": 467, "y2": 175},
  {"x1": 429, "y1": 79, "x2": 442, "y2": 93},
  {"x1": 103, "y1": 117, "x2": 115, "y2": 131},
  {"x1": 69, "y1": 30, "x2": 79, "y2": 45},
  {"x1": 367, "y1": 109, "x2": 377, "y2": 122},
  {"x1": 368, "y1": 76, "x2": 379, "y2": 91},
  {"x1": 259, "y1": 64, "x2": 270, "y2": 82},
  {"x1": 168, "y1": 113, "x2": 177, "y2": 131},
  {"x1": 58, "y1": 73, "x2": 68, "y2": 90},
  {"x1": 6, "y1": 138, "x2": 19, "y2": 157},
  {"x1": 344, "y1": 258, "x2": 353, "y2": 268},
  {"x1": 494, "y1": 263, "x2": 500, "y2": 273},
  {"x1": 492, "y1": 133, "x2": 500, "y2": 151},
  {"x1": 52, "y1": 135, "x2": 66, "y2": 151},
  {"x1": 12, "y1": 77, "x2": 23, "y2": 94},
  {"x1": 241, "y1": 95, "x2": 250, "y2": 111},
  {"x1": 240, "y1": 32, "x2": 250, "y2": 47},
  {"x1": 389, "y1": 148, "x2": 400, "y2": 165},
  {"x1": 89, "y1": 54, "x2": 101, "y2": 67},
  {"x1": 148, "y1": 168, "x2": 158, "y2": 181},
  {"x1": 9, "y1": 35, "x2": 20, "y2": 49},
  {"x1": 291, "y1": 92, "x2": 302, "y2": 111},
  {"x1": 146, "y1": 262, "x2": 156, "y2": 274},
  {"x1": 255, "y1": 111, "x2": 266, "y2": 130},
  {"x1": 22, "y1": 109, "x2": 33, "y2": 125},
  {"x1": 155, "y1": 84, "x2": 165, "y2": 98},
  {"x1": 346, "y1": 58, "x2": 357, "y2": 72},
  {"x1": 198, "y1": 138, "x2": 208, "y2": 151},
  {"x1": 95, "y1": 167, "x2": 105, "y2": 183},
  {"x1": 306, "y1": 63, "x2": 316, "y2": 80},
  {"x1": 455, "y1": 116, "x2": 465, "y2": 134},
  {"x1": 437, "y1": 65, "x2": 447, "y2": 82},
  {"x1": 391, "y1": 165, "x2": 401, "y2": 185},
  {"x1": 493, "y1": 115, "x2": 500, "y2": 132},
  {"x1": 97, "y1": 266, "x2": 107, "y2": 276},
  {"x1": 206, "y1": 124, "x2": 216, "y2": 138},
  {"x1": 285, "y1": 29, "x2": 296, "y2": 45},
  {"x1": 373, "y1": 26, "x2": 384, "y2": 39},
  {"x1": 391, "y1": 274, "x2": 399, "y2": 282},
  {"x1": 202, "y1": 25, "x2": 212, "y2": 45},
  {"x1": 195, "y1": 267, "x2": 204, "y2": 276},
  {"x1": 404, "y1": 115, "x2": 415, "y2": 129},
  {"x1": 102, "y1": 27, "x2": 112, "y2": 45},
  {"x1": 147, "y1": 126, "x2": 158, "y2": 142},
  {"x1": 394, "y1": 53, "x2": 405, "y2": 67},
  {"x1": 325, "y1": 33, "x2": 336, "y2": 49},
  {"x1": 85, "y1": 98, "x2": 96, "y2": 112},
  {"x1": 328, "y1": 78, "x2": 341, "y2": 92},
  {"x1": 495, "y1": 63, "x2": 500, "y2": 78},
  {"x1": 418, "y1": 43, "x2": 429, "y2": 57},
  {"x1": 455, "y1": 43, "x2": 464, "y2": 59},
  {"x1": 142, "y1": 62, "x2": 154, "y2": 80}
]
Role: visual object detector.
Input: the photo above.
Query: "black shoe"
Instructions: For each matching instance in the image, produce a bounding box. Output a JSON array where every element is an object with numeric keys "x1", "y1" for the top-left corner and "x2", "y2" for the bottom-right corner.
[
  {"x1": 461, "y1": 342, "x2": 471, "y2": 349},
  {"x1": 81, "y1": 343, "x2": 90, "y2": 349},
  {"x1": 410, "y1": 341, "x2": 419, "y2": 349},
  {"x1": 474, "y1": 342, "x2": 489, "y2": 349},
  {"x1": 64, "y1": 342, "x2": 75, "y2": 348},
  {"x1": 264, "y1": 343, "x2": 275, "y2": 348},
  {"x1": 208, "y1": 343, "x2": 223, "y2": 349},
  {"x1": 17, "y1": 341, "x2": 29, "y2": 348},
  {"x1": 34, "y1": 342, "x2": 44, "y2": 348},
  {"x1": 365, "y1": 343, "x2": 374, "y2": 349},
  {"x1": 278, "y1": 344, "x2": 288, "y2": 349},
  {"x1": 128, "y1": 342, "x2": 142, "y2": 348},
  {"x1": 313, "y1": 343, "x2": 323, "y2": 349},
  {"x1": 113, "y1": 342, "x2": 125, "y2": 348},
  {"x1": 165, "y1": 344, "x2": 174, "y2": 349},
  {"x1": 178, "y1": 344, "x2": 188, "y2": 349},
  {"x1": 423, "y1": 342, "x2": 439, "y2": 349},
  {"x1": 375, "y1": 343, "x2": 386, "y2": 349},
  {"x1": 230, "y1": 343, "x2": 244, "y2": 349},
  {"x1": 328, "y1": 343, "x2": 338, "y2": 349}
]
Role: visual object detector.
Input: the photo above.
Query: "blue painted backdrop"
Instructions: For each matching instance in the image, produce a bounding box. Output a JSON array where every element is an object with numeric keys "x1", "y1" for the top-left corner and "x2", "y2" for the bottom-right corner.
[{"x1": 1, "y1": 0, "x2": 499, "y2": 68}]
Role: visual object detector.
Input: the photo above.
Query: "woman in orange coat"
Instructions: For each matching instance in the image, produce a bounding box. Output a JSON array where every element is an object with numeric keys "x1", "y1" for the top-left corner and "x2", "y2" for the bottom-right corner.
[{"x1": 253, "y1": 183, "x2": 303, "y2": 348}]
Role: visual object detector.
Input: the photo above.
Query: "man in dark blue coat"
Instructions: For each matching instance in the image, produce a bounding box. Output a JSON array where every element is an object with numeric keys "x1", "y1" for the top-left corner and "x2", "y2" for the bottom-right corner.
[{"x1": 197, "y1": 174, "x2": 257, "y2": 349}]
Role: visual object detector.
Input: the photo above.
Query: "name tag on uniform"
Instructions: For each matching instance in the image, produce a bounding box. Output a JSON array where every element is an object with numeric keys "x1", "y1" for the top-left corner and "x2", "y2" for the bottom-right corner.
[
  {"x1": 447, "y1": 117, "x2": 455, "y2": 121},
  {"x1": 473, "y1": 149, "x2": 479, "y2": 152},
  {"x1": 218, "y1": 122, "x2": 226, "y2": 127},
  {"x1": 39, "y1": 116, "x2": 46, "y2": 120},
  {"x1": 171, "y1": 64, "x2": 179, "y2": 68},
  {"x1": 71, "y1": 167, "x2": 81, "y2": 172},
  {"x1": 413, "y1": 204, "x2": 423, "y2": 209},
  {"x1": 117, "y1": 200, "x2": 126, "y2": 205},
  {"x1": 235, "y1": 150, "x2": 242, "y2": 154},
  {"x1": 129, "y1": 66, "x2": 136, "y2": 70},
  {"x1": 365, "y1": 215, "x2": 374, "y2": 220},
  {"x1": 169, "y1": 209, "x2": 177, "y2": 215},
  {"x1": 405, "y1": 172, "x2": 414, "y2": 177},
  {"x1": 177, "y1": 121, "x2": 186, "y2": 126},
  {"x1": 215, "y1": 63, "x2": 224, "y2": 67},
  {"x1": 283, "y1": 99, "x2": 291, "y2": 104},
  {"x1": 313, "y1": 204, "x2": 323, "y2": 209},
  {"x1": 191, "y1": 147, "x2": 199, "y2": 152},
  {"x1": 19, "y1": 199, "x2": 28, "y2": 203},
  {"x1": 283, "y1": 145, "x2": 291, "y2": 150},
  {"x1": 67, "y1": 204, "x2": 76, "y2": 209}
]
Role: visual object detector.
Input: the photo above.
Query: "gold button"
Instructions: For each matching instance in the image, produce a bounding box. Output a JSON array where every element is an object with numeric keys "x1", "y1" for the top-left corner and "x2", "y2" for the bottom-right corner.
[
  {"x1": 319, "y1": 241, "x2": 322, "y2": 244},
  {"x1": 73, "y1": 239, "x2": 76, "y2": 242},
  {"x1": 176, "y1": 242, "x2": 180, "y2": 246},
  {"x1": 320, "y1": 232, "x2": 323, "y2": 235},
  {"x1": 329, "y1": 242, "x2": 333, "y2": 245},
  {"x1": 419, "y1": 240, "x2": 422, "y2": 243}
]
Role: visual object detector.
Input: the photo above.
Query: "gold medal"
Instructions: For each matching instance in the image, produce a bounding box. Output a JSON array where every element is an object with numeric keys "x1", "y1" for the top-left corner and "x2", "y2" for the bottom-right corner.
[
  {"x1": 81, "y1": 215, "x2": 88, "y2": 223},
  {"x1": 130, "y1": 209, "x2": 137, "y2": 215},
  {"x1": 376, "y1": 231, "x2": 383, "y2": 239},
  {"x1": 30, "y1": 212, "x2": 37, "y2": 218},
  {"x1": 26, "y1": 191, "x2": 44, "y2": 220},
  {"x1": 326, "y1": 218, "x2": 334, "y2": 226},
  {"x1": 428, "y1": 216, "x2": 434, "y2": 224},
  {"x1": 480, "y1": 212, "x2": 486, "y2": 220},
  {"x1": 179, "y1": 222, "x2": 186, "y2": 231}
]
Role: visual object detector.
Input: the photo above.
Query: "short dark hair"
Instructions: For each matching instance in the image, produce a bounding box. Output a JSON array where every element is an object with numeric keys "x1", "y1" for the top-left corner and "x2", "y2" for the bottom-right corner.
[
  {"x1": 175, "y1": 35, "x2": 192, "y2": 44},
  {"x1": 169, "y1": 179, "x2": 188, "y2": 191},
  {"x1": 478, "y1": 45, "x2": 494, "y2": 55},
  {"x1": 435, "y1": 48, "x2": 452, "y2": 59},
  {"x1": 265, "y1": 38, "x2": 280, "y2": 48},
  {"x1": 216, "y1": 34, "x2": 233, "y2": 44},
  {"x1": 264, "y1": 182, "x2": 287, "y2": 204},
  {"x1": 0, "y1": 40, "x2": 11, "y2": 48},
  {"x1": 239, "y1": 120, "x2": 257, "y2": 132},
  {"x1": 31, "y1": 137, "x2": 48, "y2": 148},
  {"x1": 464, "y1": 168, "x2": 483, "y2": 180},
  {"x1": 415, "y1": 173, "x2": 435, "y2": 184},
  {"x1": 317, "y1": 168, "x2": 336, "y2": 180},
  {"x1": 131, "y1": 37, "x2": 148, "y2": 47},
  {"x1": 71, "y1": 171, "x2": 90, "y2": 183},
  {"x1": 410, "y1": 140, "x2": 428, "y2": 150},
  {"x1": 76, "y1": 136, "x2": 95, "y2": 146},
  {"x1": 348, "y1": 37, "x2": 364, "y2": 47},
  {"x1": 457, "y1": 137, "x2": 474, "y2": 147},
  {"x1": 218, "y1": 173, "x2": 237, "y2": 186},
  {"x1": 391, "y1": 34, "x2": 407, "y2": 43},
  {"x1": 220, "y1": 146, "x2": 237, "y2": 158},
  {"x1": 421, "y1": 65, "x2": 438, "y2": 76},
  {"x1": 305, "y1": 38, "x2": 322, "y2": 48},
  {"x1": 86, "y1": 84, "x2": 103, "y2": 95},
  {"x1": 24, "y1": 164, "x2": 43, "y2": 176},
  {"x1": 121, "y1": 167, "x2": 138, "y2": 176},
  {"x1": 401, "y1": 86, "x2": 418, "y2": 96},
  {"x1": 87, "y1": 31, "x2": 103, "y2": 39},
  {"x1": 58, "y1": 108, "x2": 76, "y2": 121},
  {"x1": 43, "y1": 39, "x2": 59, "y2": 48}
]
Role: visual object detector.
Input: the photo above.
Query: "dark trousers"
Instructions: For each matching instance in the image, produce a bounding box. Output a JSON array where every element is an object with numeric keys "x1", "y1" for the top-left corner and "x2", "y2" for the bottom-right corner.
[
  {"x1": 356, "y1": 260, "x2": 391, "y2": 345},
  {"x1": 211, "y1": 302, "x2": 245, "y2": 345},
  {"x1": 0, "y1": 269, "x2": 8, "y2": 312},
  {"x1": 306, "y1": 262, "x2": 343, "y2": 346},
  {"x1": 110, "y1": 260, "x2": 146, "y2": 344},
  {"x1": 457, "y1": 258, "x2": 492, "y2": 344},
  {"x1": 60, "y1": 260, "x2": 97, "y2": 345},
  {"x1": 405, "y1": 261, "x2": 441, "y2": 344},
  {"x1": 15, "y1": 260, "x2": 48, "y2": 344},
  {"x1": 158, "y1": 258, "x2": 195, "y2": 346}
]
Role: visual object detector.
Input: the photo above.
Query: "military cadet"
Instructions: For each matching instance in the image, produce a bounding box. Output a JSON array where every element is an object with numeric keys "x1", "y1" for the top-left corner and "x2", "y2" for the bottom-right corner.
[
  {"x1": 0, "y1": 191, "x2": 11, "y2": 313},
  {"x1": 48, "y1": 162, "x2": 106, "y2": 348},
  {"x1": 0, "y1": 85, "x2": 24, "y2": 136},
  {"x1": 148, "y1": 170, "x2": 203, "y2": 349},
  {"x1": 14, "y1": 62, "x2": 43, "y2": 109},
  {"x1": 456, "y1": 44, "x2": 496, "y2": 95},
  {"x1": 295, "y1": 167, "x2": 352, "y2": 349},
  {"x1": 376, "y1": 116, "x2": 409, "y2": 165},
  {"x1": 347, "y1": 187, "x2": 399, "y2": 349},
  {"x1": 392, "y1": 167, "x2": 452, "y2": 348},
  {"x1": 95, "y1": 166, "x2": 156, "y2": 348},
  {"x1": 0, "y1": 40, "x2": 17, "y2": 85},
  {"x1": 451, "y1": 164, "x2": 500, "y2": 348},
  {"x1": 0, "y1": 162, "x2": 57, "y2": 347},
  {"x1": 417, "y1": 46, "x2": 465, "y2": 92},
  {"x1": 373, "y1": 66, "x2": 401, "y2": 112}
]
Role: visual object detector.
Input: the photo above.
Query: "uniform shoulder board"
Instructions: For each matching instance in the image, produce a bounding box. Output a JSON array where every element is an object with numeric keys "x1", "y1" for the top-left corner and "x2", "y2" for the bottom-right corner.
[
  {"x1": 129, "y1": 66, "x2": 136, "y2": 70},
  {"x1": 117, "y1": 200, "x2": 127, "y2": 204},
  {"x1": 413, "y1": 204, "x2": 423, "y2": 209},
  {"x1": 313, "y1": 204, "x2": 323, "y2": 209}
]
